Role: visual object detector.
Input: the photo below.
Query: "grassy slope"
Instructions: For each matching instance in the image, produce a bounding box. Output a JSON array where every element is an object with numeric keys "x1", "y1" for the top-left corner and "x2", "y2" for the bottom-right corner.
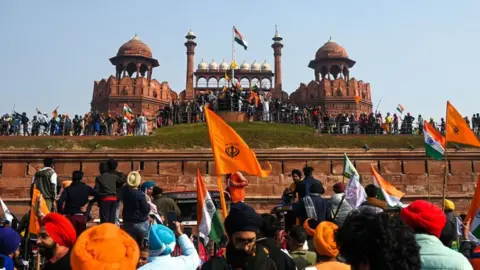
[{"x1": 0, "y1": 122, "x2": 426, "y2": 150}]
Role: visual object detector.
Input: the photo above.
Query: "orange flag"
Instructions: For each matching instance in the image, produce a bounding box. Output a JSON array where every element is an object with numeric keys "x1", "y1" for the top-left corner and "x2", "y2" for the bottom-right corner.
[
  {"x1": 446, "y1": 101, "x2": 480, "y2": 147},
  {"x1": 466, "y1": 175, "x2": 480, "y2": 227},
  {"x1": 28, "y1": 187, "x2": 50, "y2": 234},
  {"x1": 204, "y1": 106, "x2": 272, "y2": 177}
]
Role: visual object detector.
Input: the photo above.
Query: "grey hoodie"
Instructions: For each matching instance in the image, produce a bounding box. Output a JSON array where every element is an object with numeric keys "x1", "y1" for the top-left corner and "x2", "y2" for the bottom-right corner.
[{"x1": 330, "y1": 193, "x2": 353, "y2": 227}]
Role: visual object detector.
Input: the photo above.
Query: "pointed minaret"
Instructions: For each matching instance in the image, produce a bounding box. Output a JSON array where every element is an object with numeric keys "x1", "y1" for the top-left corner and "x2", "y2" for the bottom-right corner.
[
  {"x1": 184, "y1": 29, "x2": 197, "y2": 100},
  {"x1": 271, "y1": 25, "x2": 283, "y2": 94}
]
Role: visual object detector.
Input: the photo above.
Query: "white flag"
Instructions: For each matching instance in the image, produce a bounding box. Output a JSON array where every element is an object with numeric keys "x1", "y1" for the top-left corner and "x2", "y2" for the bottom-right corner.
[
  {"x1": 0, "y1": 198, "x2": 14, "y2": 223},
  {"x1": 345, "y1": 174, "x2": 367, "y2": 209}
]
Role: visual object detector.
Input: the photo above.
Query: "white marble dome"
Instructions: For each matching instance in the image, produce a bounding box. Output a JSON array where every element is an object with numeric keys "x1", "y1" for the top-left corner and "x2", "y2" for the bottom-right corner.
[
  {"x1": 261, "y1": 60, "x2": 271, "y2": 71},
  {"x1": 219, "y1": 59, "x2": 229, "y2": 71},
  {"x1": 209, "y1": 60, "x2": 218, "y2": 71},
  {"x1": 197, "y1": 59, "x2": 208, "y2": 71},
  {"x1": 240, "y1": 60, "x2": 250, "y2": 71},
  {"x1": 251, "y1": 61, "x2": 260, "y2": 71}
]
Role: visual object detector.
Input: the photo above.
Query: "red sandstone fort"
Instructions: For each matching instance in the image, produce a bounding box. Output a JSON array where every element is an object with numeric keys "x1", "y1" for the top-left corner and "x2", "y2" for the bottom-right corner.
[{"x1": 91, "y1": 30, "x2": 372, "y2": 118}]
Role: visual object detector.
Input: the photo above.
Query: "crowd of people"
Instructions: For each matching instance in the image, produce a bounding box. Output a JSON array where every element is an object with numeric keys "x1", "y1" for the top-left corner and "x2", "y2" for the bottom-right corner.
[
  {"x1": 4, "y1": 90, "x2": 480, "y2": 136},
  {"x1": 1, "y1": 158, "x2": 480, "y2": 269}
]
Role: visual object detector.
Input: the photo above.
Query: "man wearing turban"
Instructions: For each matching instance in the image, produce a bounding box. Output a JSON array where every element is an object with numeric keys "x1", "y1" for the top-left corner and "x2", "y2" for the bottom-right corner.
[
  {"x1": 400, "y1": 200, "x2": 472, "y2": 269},
  {"x1": 202, "y1": 203, "x2": 276, "y2": 270},
  {"x1": 310, "y1": 221, "x2": 350, "y2": 269},
  {"x1": 70, "y1": 223, "x2": 140, "y2": 270},
  {"x1": 36, "y1": 213, "x2": 77, "y2": 270},
  {"x1": 0, "y1": 227, "x2": 22, "y2": 270}
]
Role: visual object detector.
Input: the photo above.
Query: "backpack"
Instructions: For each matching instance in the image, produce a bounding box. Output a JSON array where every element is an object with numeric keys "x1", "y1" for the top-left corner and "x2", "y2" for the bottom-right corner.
[{"x1": 292, "y1": 256, "x2": 311, "y2": 270}]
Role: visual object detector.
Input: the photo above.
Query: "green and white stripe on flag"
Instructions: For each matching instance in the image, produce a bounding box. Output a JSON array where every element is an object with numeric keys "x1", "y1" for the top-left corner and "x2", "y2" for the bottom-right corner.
[{"x1": 196, "y1": 169, "x2": 224, "y2": 244}]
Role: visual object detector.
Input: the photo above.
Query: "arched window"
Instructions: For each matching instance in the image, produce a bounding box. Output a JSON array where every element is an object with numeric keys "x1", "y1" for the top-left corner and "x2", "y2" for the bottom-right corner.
[
  {"x1": 251, "y1": 78, "x2": 260, "y2": 88},
  {"x1": 207, "y1": 77, "x2": 218, "y2": 88},
  {"x1": 261, "y1": 78, "x2": 271, "y2": 89},
  {"x1": 240, "y1": 78, "x2": 250, "y2": 89},
  {"x1": 196, "y1": 77, "x2": 207, "y2": 88}
]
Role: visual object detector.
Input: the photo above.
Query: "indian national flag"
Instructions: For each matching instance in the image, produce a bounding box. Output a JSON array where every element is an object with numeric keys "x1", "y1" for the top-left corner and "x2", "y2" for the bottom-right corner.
[
  {"x1": 234, "y1": 27, "x2": 248, "y2": 50},
  {"x1": 424, "y1": 120, "x2": 445, "y2": 161},
  {"x1": 396, "y1": 104, "x2": 404, "y2": 114},
  {"x1": 197, "y1": 169, "x2": 224, "y2": 244},
  {"x1": 371, "y1": 165, "x2": 405, "y2": 207},
  {"x1": 123, "y1": 103, "x2": 133, "y2": 120}
]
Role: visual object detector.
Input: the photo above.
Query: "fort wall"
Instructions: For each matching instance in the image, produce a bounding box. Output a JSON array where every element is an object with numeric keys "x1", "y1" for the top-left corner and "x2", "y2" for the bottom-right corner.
[{"x1": 1, "y1": 149, "x2": 479, "y2": 217}]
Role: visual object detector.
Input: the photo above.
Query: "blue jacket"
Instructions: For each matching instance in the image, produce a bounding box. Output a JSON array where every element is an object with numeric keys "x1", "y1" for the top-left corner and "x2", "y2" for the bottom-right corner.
[
  {"x1": 138, "y1": 234, "x2": 201, "y2": 270},
  {"x1": 416, "y1": 234, "x2": 472, "y2": 270}
]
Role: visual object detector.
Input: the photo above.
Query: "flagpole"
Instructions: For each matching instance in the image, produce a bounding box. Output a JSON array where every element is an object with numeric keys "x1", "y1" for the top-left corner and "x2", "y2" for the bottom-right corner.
[
  {"x1": 442, "y1": 102, "x2": 449, "y2": 210},
  {"x1": 216, "y1": 168, "x2": 228, "y2": 219},
  {"x1": 426, "y1": 156, "x2": 431, "y2": 202},
  {"x1": 231, "y1": 26, "x2": 235, "y2": 89}
]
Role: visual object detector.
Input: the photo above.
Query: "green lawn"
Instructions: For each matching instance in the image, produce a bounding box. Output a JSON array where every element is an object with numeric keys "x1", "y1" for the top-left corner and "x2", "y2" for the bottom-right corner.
[{"x1": 0, "y1": 122, "x2": 426, "y2": 150}]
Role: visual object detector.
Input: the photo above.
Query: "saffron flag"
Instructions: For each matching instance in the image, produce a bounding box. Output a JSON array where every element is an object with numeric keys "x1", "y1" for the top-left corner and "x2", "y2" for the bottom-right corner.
[
  {"x1": 396, "y1": 104, "x2": 404, "y2": 114},
  {"x1": 203, "y1": 106, "x2": 271, "y2": 177},
  {"x1": 371, "y1": 165, "x2": 405, "y2": 207},
  {"x1": 225, "y1": 70, "x2": 230, "y2": 82},
  {"x1": 424, "y1": 120, "x2": 445, "y2": 160},
  {"x1": 233, "y1": 27, "x2": 248, "y2": 50},
  {"x1": 343, "y1": 154, "x2": 366, "y2": 208},
  {"x1": 446, "y1": 101, "x2": 480, "y2": 147},
  {"x1": 29, "y1": 187, "x2": 50, "y2": 234},
  {"x1": 52, "y1": 106, "x2": 59, "y2": 118},
  {"x1": 197, "y1": 169, "x2": 224, "y2": 245}
]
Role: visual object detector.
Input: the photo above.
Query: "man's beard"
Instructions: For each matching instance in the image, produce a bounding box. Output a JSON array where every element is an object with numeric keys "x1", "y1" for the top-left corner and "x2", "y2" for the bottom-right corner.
[
  {"x1": 226, "y1": 242, "x2": 254, "y2": 268},
  {"x1": 38, "y1": 242, "x2": 56, "y2": 259}
]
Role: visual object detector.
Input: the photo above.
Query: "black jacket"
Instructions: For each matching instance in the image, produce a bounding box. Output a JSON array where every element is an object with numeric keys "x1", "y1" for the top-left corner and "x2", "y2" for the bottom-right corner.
[
  {"x1": 296, "y1": 177, "x2": 325, "y2": 199},
  {"x1": 121, "y1": 186, "x2": 150, "y2": 223},
  {"x1": 257, "y1": 238, "x2": 297, "y2": 270},
  {"x1": 57, "y1": 182, "x2": 97, "y2": 215},
  {"x1": 202, "y1": 244, "x2": 277, "y2": 270},
  {"x1": 296, "y1": 194, "x2": 332, "y2": 225},
  {"x1": 94, "y1": 172, "x2": 124, "y2": 198}
]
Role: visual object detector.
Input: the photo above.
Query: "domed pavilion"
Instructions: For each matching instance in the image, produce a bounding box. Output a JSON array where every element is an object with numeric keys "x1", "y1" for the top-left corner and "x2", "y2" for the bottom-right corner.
[
  {"x1": 290, "y1": 38, "x2": 373, "y2": 117},
  {"x1": 91, "y1": 35, "x2": 177, "y2": 123}
]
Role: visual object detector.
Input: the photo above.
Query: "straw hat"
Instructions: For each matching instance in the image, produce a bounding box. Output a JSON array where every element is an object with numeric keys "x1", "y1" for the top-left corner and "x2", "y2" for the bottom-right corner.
[{"x1": 127, "y1": 171, "x2": 142, "y2": 188}]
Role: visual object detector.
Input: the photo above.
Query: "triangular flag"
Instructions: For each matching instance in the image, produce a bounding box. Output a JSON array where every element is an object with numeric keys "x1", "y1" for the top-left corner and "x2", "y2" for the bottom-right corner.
[
  {"x1": 197, "y1": 169, "x2": 224, "y2": 245},
  {"x1": 203, "y1": 106, "x2": 271, "y2": 177},
  {"x1": 446, "y1": 101, "x2": 480, "y2": 147},
  {"x1": 466, "y1": 175, "x2": 480, "y2": 232},
  {"x1": 371, "y1": 165, "x2": 404, "y2": 207}
]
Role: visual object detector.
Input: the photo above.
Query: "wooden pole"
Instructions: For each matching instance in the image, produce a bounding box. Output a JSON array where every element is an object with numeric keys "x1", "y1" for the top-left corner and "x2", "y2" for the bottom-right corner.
[
  {"x1": 442, "y1": 103, "x2": 449, "y2": 210},
  {"x1": 426, "y1": 156, "x2": 431, "y2": 202},
  {"x1": 36, "y1": 252, "x2": 41, "y2": 270}
]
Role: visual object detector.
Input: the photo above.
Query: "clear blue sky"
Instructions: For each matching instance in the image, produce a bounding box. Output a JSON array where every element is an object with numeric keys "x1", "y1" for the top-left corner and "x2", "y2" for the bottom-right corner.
[{"x1": 1, "y1": 0, "x2": 479, "y2": 120}]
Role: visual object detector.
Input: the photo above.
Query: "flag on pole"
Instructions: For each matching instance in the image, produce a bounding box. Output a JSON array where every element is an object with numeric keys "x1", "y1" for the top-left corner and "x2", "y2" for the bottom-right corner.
[
  {"x1": 52, "y1": 106, "x2": 59, "y2": 118},
  {"x1": 225, "y1": 70, "x2": 230, "y2": 82},
  {"x1": 424, "y1": 120, "x2": 446, "y2": 160},
  {"x1": 123, "y1": 103, "x2": 133, "y2": 121},
  {"x1": 343, "y1": 153, "x2": 359, "y2": 179},
  {"x1": 29, "y1": 187, "x2": 50, "y2": 234},
  {"x1": 466, "y1": 175, "x2": 480, "y2": 237},
  {"x1": 233, "y1": 27, "x2": 248, "y2": 50},
  {"x1": 203, "y1": 106, "x2": 271, "y2": 177},
  {"x1": 343, "y1": 154, "x2": 366, "y2": 208},
  {"x1": 396, "y1": 104, "x2": 404, "y2": 114},
  {"x1": 0, "y1": 198, "x2": 14, "y2": 223},
  {"x1": 197, "y1": 169, "x2": 224, "y2": 245},
  {"x1": 371, "y1": 165, "x2": 405, "y2": 207},
  {"x1": 446, "y1": 101, "x2": 480, "y2": 147}
]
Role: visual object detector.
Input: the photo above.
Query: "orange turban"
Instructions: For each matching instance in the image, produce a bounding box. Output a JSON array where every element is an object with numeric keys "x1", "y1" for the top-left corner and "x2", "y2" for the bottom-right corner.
[
  {"x1": 313, "y1": 221, "x2": 339, "y2": 257},
  {"x1": 70, "y1": 223, "x2": 139, "y2": 270},
  {"x1": 303, "y1": 218, "x2": 318, "y2": 237}
]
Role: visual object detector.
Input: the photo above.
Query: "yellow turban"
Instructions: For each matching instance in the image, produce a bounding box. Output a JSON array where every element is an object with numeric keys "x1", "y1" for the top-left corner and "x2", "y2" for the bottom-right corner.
[
  {"x1": 70, "y1": 223, "x2": 139, "y2": 270},
  {"x1": 313, "y1": 221, "x2": 339, "y2": 258},
  {"x1": 444, "y1": 199, "x2": 455, "y2": 211},
  {"x1": 62, "y1": 181, "x2": 72, "y2": 189},
  {"x1": 127, "y1": 171, "x2": 142, "y2": 188}
]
